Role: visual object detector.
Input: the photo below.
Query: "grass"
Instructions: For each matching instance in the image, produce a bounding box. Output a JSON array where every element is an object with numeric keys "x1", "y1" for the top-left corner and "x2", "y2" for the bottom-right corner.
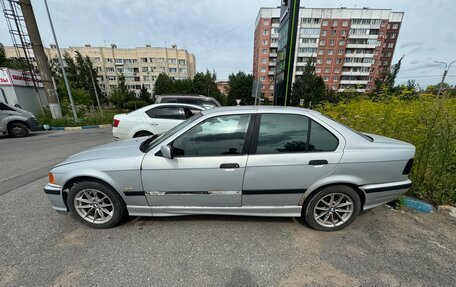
[
  {"x1": 37, "y1": 108, "x2": 125, "y2": 127},
  {"x1": 317, "y1": 95, "x2": 456, "y2": 206}
]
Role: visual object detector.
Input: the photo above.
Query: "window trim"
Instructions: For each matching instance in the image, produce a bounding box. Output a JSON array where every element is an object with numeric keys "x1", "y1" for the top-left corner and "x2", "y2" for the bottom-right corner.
[
  {"x1": 170, "y1": 113, "x2": 255, "y2": 158},
  {"x1": 250, "y1": 113, "x2": 340, "y2": 155}
]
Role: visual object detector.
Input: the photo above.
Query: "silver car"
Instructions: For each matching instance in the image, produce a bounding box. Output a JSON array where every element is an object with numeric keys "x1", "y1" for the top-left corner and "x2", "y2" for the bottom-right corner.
[{"x1": 44, "y1": 106, "x2": 415, "y2": 231}]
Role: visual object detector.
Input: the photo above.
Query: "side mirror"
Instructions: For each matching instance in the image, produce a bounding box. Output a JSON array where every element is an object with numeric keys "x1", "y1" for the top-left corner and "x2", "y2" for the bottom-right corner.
[{"x1": 160, "y1": 145, "x2": 173, "y2": 159}]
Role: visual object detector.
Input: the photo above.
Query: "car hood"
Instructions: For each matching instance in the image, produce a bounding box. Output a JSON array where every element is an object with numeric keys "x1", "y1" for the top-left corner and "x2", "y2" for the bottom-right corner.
[{"x1": 54, "y1": 137, "x2": 146, "y2": 167}]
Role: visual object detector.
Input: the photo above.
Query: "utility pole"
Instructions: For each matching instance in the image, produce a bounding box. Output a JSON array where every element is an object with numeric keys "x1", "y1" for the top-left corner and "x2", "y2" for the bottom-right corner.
[
  {"x1": 88, "y1": 65, "x2": 102, "y2": 112},
  {"x1": 18, "y1": 0, "x2": 62, "y2": 118},
  {"x1": 43, "y1": 0, "x2": 78, "y2": 121},
  {"x1": 434, "y1": 60, "x2": 456, "y2": 97}
]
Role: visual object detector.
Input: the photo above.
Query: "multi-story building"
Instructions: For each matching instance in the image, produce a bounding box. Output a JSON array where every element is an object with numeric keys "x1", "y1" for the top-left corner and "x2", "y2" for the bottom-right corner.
[
  {"x1": 4, "y1": 44, "x2": 196, "y2": 95},
  {"x1": 253, "y1": 7, "x2": 404, "y2": 100}
]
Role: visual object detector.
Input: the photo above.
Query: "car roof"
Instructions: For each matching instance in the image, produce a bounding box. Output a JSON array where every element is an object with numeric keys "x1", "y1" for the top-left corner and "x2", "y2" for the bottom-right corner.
[
  {"x1": 134, "y1": 103, "x2": 204, "y2": 113},
  {"x1": 157, "y1": 94, "x2": 211, "y2": 99},
  {"x1": 200, "y1": 105, "x2": 320, "y2": 116}
]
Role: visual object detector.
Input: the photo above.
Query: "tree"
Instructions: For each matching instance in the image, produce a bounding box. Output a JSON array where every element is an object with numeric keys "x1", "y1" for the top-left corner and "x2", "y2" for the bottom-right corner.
[
  {"x1": 138, "y1": 85, "x2": 153, "y2": 103},
  {"x1": 154, "y1": 73, "x2": 174, "y2": 95},
  {"x1": 371, "y1": 56, "x2": 404, "y2": 98},
  {"x1": 226, "y1": 71, "x2": 254, "y2": 106},
  {"x1": 0, "y1": 44, "x2": 28, "y2": 69},
  {"x1": 290, "y1": 59, "x2": 328, "y2": 107},
  {"x1": 191, "y1": 70, "x2": 223, "y2": 104},
  {"x1": 110, "y1": 74, "x2": 135, "y2": 108}
]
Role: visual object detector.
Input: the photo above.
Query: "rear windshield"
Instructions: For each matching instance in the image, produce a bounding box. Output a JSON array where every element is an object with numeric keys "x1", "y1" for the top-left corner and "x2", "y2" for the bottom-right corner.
[{"x1": 319, "y1": 114, "x2": 374, "y2": 142}]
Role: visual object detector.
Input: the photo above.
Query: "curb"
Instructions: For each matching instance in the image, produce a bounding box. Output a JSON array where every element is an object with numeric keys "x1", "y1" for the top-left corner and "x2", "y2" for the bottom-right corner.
[
  {"x1": 49, "y1": 124, "x2": 112, "y2": 131},
  {"x1": 404, "y1": 196, "x2": 434, "y2": 213}
]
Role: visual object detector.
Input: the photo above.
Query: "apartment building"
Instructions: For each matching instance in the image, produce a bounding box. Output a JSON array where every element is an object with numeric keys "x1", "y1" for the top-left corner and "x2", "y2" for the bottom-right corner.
[
  {"x1": 253, "y1": 7, "x2": 404, "y2": 100},
  {"x1": 4, "y1": 44, "x2": 196, "y2": 95}
]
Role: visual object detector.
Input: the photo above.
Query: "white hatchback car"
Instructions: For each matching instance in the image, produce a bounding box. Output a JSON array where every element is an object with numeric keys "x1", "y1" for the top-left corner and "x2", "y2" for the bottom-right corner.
[{"x1": 112, "y1": 103, "x2": 203, "y2": 140}]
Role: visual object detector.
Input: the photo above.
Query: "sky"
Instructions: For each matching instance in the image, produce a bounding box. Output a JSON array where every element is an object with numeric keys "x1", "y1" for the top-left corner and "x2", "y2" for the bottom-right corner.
[{"x1": 1, "y1": 0, "x2": 455, "y2": 87}]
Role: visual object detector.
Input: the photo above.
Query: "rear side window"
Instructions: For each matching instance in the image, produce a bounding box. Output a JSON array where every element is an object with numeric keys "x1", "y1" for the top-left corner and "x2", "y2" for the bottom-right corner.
[
  {"x1": 256, "y1": 114, "x2": 309, "y2": 154},
  {"x1": 255, "y1": 113, "x2": 338, "y2": 154},
  {"x1": 145, "y1": 107, "x2": 185, "y2": 120},
  {"x1": 308, "y1": 120, "x2": 339, "y2": 152}
]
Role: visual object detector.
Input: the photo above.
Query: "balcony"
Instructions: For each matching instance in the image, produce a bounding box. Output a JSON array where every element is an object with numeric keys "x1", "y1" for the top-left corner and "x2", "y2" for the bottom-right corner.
[
  {"x1": 339, "y1": 80, "x2": 369, "y2": 85},
  {"x1": 269, "y1": 61, "x2": 276, "y2": 66},
  {"x1": 348, "y1": 34, "x2": 379, "y2": 39},
  {"x1": 346, "y1": 44, "x2": 377, "y2": 49},
  {"x1": 343, "y1": 62, "x2": 373, "y2": 67},
  {"x1": 270, "y1": 42, "x2": 278, "y2": 48},
  {"x1": 269, "y1": 53, "x2": 277, "y2": 57},
  {"x1": 268, "y1": 70, "x2": 275, "y2": 75},
  {"x1": 341, "y1": 71, "x2": 370, "y2": 76},
  {"x1": 345, "y1": 53, "x2": 374, "y2": 58}
]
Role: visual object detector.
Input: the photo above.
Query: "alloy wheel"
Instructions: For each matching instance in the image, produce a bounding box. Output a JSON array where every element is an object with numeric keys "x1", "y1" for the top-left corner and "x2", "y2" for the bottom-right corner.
[
  {"x1": 313, "y1": 192, "x2": 354, "y2": 227},
  {"x1": 74, "y1": 189, "x2": 114, "y2": 224}
]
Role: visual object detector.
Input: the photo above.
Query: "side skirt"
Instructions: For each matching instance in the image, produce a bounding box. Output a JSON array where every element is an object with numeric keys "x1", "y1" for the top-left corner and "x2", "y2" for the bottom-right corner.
[{"x1": 127, "y1": 205, "x2": 302, "y2": 217}]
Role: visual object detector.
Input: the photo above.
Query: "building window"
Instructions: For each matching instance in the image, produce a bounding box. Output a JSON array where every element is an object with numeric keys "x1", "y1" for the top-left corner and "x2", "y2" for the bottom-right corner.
[
  {"x1": 179, "y1": 68, "x2": 187, "y2": 74},
  {"x1": 263, "y1": 29, "x2": 269, "y2": 35},
  {"x1": 322, "y1": 20, "x2": 328, "y2": 26},
  {"x1": 392, "y1": 24, "x2": 399, "y2": 29},
  {"x1": 331, "y1": 30, "x2": 337, "y2": 36},
  {"x1": 115, "y1": 59, "x2": 123, "y2": 64},
  {"x1": 262, "y1": 40, "x2": 268, "y2": 45},
  {"x1": 315, "y1": 67, "x2": 321, "y2": 73},
  {"x1": 261, "y1": 67, "x2": 266, "y2": 72},
  {"x1": 142, "y1": 67, "x2": 148, "y2": 72},
  {"x1": 264, "y1": 19, "x2": 269, "y2": 25},
  {"x1": 333, "y1": 20, "x2": 339, "y2": 26},
  {"x1": 262, "y1": 49, "x2": 267, "y2": 54},
  {"x1": 338, "y1": 49, "x2": 343, "y2": 55},
  {"x1": 341, "y1": 30, "x2": 347, "y2": 36},
  {"x1": 178, "y1": 59, "x2": 186, "y2": 65},
  {"x1": 169, "y1": 68, "x2": 177, "y2": 73},
  {"x1": 330, "y1": 40, "x2": 335, "y2": 46},
  {"x1": 327, "y1": 49, "x2": 334, "y2": 55},
  {"x1": 391, "y1": 33, "x2": 397, "y2": 39},
  {"x1": 261, "y1": 58, "x2": 267, "y2": 63},
  {"x1": 168, "y1": 58, "x2": 177, "y2": 64},
  {"x1": 321, "y1": 30, "x2": 327, "y2": 36},
  {"x1": 319, "y1": 40, "x2": 326, "y2": 46},
  {"x1": 300, "y1": 28, "x2": 321, "y2": 35},
  {"x1": 339, "y1": 40, "x2": 345, "y2": 45},
  {"x1": 105, "y1": 67, "x2": 115, "y2": 72},
  {"x1": 141, "y1": 58, "x2": 148, "y2": 63},
  {"x1": 324, "y1": 67, "x2": 330, "y2": 73},
  {"x1": 335, "y1": 68, "x2": 340, "y2": 73},
  {"x1": 317, "y1": 58, "x2": 323, "y2": 64},
  {"x1": 323, "y1": 76, "x2": 329, "y2": 82},
  {"x1": 336, "y1": 58, "x2": 342, "y2": 64},
  {"x1": 333, "y1": 76, "x2": 339, "y2": 82},
  {"x1": 387, "y1": 42, "x2": 394, "y2": 48},
  {"x1": 269, "y1": 84, "x2": 274, "y2": 90},
  {"x1": 106, "y1": 58, "x2": 113, "y2": 63},
  {"x1": 343, "y1": 20, "x2": 349, "y2": 26},
  {"x1": 260, "y1": 76, "x2": 266, "y2": 81},
  {"x1": 326, "y1": 58, "x2": 332, "y2": 64},
  {"x1": 108, "y1": 76, "x2": 116, "y2": 81},
  {"x1": 144, "y1": 76, "x2": 150, "y2": 81},
  {"x1": 313, "y1": 18, "x2": 321, "y2": 24},
  {"x1": 318, "y1": 49, "x2": 324, "y2": 55}
]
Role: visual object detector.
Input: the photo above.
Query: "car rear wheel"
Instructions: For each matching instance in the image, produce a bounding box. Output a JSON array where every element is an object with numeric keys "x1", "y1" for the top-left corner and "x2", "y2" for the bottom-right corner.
[
  {"x1": 8, "y1": 122, "x2": 29, "y2": 137},
  {"x1": 67, "y1": 181, "x2": 126, "y2": 229},
  {"x1": 303, "y1": 185, "x2": 361, "y2": 231}
]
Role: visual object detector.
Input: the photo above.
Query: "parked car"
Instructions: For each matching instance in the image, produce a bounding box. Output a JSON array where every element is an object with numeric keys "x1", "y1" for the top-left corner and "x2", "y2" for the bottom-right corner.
[
  {"x1": 0, "y1": 102, "x2": 42, "y2": 137},
  {"x1": 155, "y1": 94, "x2": 221, "y2": 109},
  {"x1": 44, "y1": 106, "x2": 415, "y2": 231},
  {"x1": 112, "y1": 103, "x2": 204, "y2": 140}
]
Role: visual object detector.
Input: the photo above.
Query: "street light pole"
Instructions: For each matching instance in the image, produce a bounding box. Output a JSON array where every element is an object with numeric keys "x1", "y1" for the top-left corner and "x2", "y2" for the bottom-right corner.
[
  {"x1": 88, "y1": 66, "x2": 102, "y2": 112},
  {"x1": 434, "y1": 60, "x2": 456, "y2": 97},
  {"x1": 43, "y1": 0, "x2": 78, "y2": 121}
]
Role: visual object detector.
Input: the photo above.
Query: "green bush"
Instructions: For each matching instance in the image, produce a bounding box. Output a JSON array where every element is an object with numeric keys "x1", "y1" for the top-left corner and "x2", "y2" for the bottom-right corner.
[
  {"x1": 317, "y1": 95, "x2": 456, "y2": 205},
  {"x1": 125, "y1": 100, "x2": 149, "y2": 111},
  {"x1": 37, "y1": 109, "x2": 126, "y2": 127}
]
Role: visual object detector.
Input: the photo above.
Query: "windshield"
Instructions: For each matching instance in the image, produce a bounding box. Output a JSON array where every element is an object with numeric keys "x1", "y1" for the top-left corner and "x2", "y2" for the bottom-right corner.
[{"x1": 143, "y1": 112, "x2": 203, "y2": 152}]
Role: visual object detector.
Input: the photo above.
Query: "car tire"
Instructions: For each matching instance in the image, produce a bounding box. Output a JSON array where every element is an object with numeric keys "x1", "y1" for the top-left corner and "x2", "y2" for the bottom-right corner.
[
  {"x1": 303, "y1": 185, "x2": 361, "y2": 231},
  {"x1": 134, "y1": 131, "x2": 152, "y2": 138},
  {"x1": 8, "y1": 122, "x2": 29, "y2": 137},
  {"x1": 67, "y1": 180, "x2": 126, "y2": 229}
]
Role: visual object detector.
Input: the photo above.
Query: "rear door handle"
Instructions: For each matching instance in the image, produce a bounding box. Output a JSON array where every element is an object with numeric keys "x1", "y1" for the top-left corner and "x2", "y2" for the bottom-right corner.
[
  {"x1": 220, "y1": 163, "x2": 240, "y2": 169},
  {"x1": 150, "y1": 123, "x2": 159, "y2": 126},
  {"x1": 309, "y1": 160, "x2": 328, "y2": 165}
]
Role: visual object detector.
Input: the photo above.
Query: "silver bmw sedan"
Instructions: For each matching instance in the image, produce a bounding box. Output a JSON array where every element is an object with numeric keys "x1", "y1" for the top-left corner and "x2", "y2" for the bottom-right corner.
[{"x1": 44, "y1": 106, "x2": 415, "y2": 231}]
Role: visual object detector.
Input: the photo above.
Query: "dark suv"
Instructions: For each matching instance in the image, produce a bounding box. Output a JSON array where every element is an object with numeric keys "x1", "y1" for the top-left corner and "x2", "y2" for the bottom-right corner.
[{"x1": 155, "y1": 95, "x2": 221, "y2": 109}]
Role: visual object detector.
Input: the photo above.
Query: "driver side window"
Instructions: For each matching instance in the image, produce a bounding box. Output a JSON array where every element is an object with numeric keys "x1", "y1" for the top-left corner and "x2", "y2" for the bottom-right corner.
[{"x1": 172, "y1": 114, "x2": 251, "y2": 157}]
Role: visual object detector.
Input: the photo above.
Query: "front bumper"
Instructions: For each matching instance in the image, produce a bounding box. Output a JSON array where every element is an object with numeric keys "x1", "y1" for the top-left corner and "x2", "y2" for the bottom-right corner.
[
  {"x1": 43, "y1": 183, "x2": 68, "y2": 214},
  {"x1": 361, "y1": 179, "x2": 412, "y2": 210},
  {"x1": 26, "y1": 117, "x2": 44, "y2": 131}
]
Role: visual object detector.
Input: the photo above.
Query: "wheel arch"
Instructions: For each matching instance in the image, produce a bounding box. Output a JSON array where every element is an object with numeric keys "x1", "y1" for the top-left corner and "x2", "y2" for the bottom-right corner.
[
  {"x1": 133, "y1": 130, "x2": 153, "y2": 138},
  {"x1": 7, "y1": 119, "x2": 31, "y2": 130},
  {"x1": 62, "y1": 175, "x2": 126, "y2": 211},
  {"x1": 300, "y1": 181, "x2": 366, "y2": 211}
]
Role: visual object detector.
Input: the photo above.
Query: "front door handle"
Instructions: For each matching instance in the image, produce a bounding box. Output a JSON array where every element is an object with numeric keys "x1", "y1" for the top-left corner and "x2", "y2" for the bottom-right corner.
[
  {"x1": 309, "y1": 160, "x2": 328, "y2": 165},
  {"x1": 220, "y1": 163, "x2": 240, "y2": 169}
]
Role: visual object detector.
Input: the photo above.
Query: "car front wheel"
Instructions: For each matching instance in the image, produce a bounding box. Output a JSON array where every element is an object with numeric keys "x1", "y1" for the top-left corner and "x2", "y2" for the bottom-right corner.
[
  {"x1": 67, "y1": 181, "x2": 126, "y2": 228},
  {"x1": 8, "y1": 122, "x2": 29, "y2": 137},
  {"x1": 303, "y1": 185, "x2": 361, "y2": 231}
]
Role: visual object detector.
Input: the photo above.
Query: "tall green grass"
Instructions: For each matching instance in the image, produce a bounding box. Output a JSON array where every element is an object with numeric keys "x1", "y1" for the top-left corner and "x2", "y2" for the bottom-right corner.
[{"x1": 318, "y1": 95, "x2": 456, "y2": 205}]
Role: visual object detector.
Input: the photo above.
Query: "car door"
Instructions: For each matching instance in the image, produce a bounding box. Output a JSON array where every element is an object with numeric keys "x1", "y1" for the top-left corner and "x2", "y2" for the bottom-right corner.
[
  {"x1": 141, "y1": 113, "x2": 253, "y2": 207},
  {"x1": 242, "y1": 112, "x2": 345, "y2": 206},
  {"x1": 143, "y1": 106, "x2": 187, "y2": 134}
]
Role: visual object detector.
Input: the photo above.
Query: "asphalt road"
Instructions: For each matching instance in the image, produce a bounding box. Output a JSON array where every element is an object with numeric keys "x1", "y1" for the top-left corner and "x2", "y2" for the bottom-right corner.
[{"x1": 0, "y1": 128, "x2": 455, "y2": 286}]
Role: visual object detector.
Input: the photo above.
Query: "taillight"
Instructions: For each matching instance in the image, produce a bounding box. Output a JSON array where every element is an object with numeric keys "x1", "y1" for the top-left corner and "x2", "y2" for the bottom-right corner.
[
  {"x1": 113, "y1": 119, "x2": 120, "y2": 127},
  {"x1": 402, "y1": 158, "x2": 414, "y2": 175}
]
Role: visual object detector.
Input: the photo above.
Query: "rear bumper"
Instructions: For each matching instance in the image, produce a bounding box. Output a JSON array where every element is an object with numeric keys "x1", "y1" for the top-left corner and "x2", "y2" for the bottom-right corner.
[
  {"x1": 112, "y1": 129, "x2": 129, "y2": 141},
  {"x1": 360, "y1": 179, "x2": 412, "y2": 210},
  {"x1": 43, "y1": 183, "x2": 68, "y2": 214}
]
